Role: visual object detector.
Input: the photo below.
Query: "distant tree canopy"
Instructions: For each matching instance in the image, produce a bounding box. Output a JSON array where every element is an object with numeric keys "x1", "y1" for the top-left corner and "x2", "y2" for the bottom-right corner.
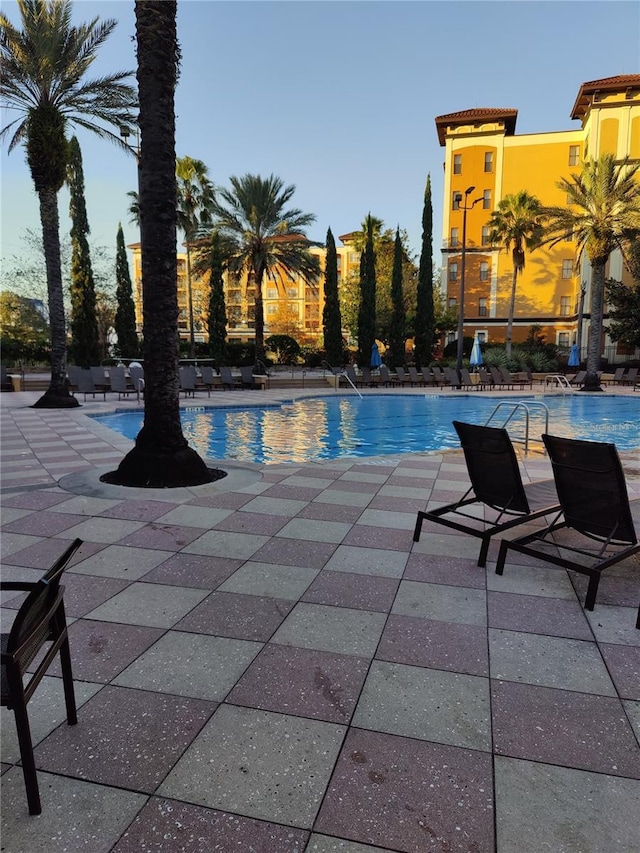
[{"x1": 0, "y1": 291, "x2": 50, "y2": 362}]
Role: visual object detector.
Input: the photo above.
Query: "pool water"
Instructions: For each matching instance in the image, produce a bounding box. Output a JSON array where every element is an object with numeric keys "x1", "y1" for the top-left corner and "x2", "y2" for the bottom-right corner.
[{"x1": 91, "y1": 394, "x2": 640, "y2": 465}]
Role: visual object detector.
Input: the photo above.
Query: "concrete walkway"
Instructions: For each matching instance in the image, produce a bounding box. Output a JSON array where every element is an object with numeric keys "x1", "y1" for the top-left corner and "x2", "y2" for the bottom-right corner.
[{"x1": 1, "y1": 387, "x2": 639, "y2": 852}]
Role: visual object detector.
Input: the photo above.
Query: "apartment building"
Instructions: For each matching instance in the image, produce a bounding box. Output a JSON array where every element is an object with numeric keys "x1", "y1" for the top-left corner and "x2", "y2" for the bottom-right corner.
[{"x1": 435, "y1": 74, "x2": 640, "y2": 360}]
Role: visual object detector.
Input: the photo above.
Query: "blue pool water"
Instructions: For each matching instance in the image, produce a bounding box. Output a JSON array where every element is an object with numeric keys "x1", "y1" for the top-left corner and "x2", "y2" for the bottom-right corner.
[{"x1": 91, "y1": 394, "x2": 640, "y2": 465}]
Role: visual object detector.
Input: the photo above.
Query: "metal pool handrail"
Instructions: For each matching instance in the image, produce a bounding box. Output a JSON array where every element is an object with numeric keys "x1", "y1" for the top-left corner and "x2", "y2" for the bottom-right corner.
[{"x1": 484, "y1": 400, "x2": 551, "y2": 454}]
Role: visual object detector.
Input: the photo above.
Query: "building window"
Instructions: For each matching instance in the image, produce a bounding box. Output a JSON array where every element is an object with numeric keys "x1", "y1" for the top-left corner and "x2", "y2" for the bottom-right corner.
[
  {"x1": 447, "y1": 332, "x2": 456, "y2": 345},
  {"x1": 449, "y1": 263, "x2": 458, "y2": 282},
  {"x1": 484, "y1": 151, "x2": 493, "y2": 173},
  {"x1": 452, "y1": 192, "x2": 461, "y2": 210},
  {"x1": 560, "y1": 296, "x2": 571, "y2": 316},
  {"x1": 266, "y1": 287, "x2": 278, "y2": 299},
  {"x1": 450, "y1": 227, "x2": 459, "y2": 247},
  {"x1": 483, "y1": 189, "x2": 491, "y2": 210},
  {"x1": 481, "y1": 226, "x2": 491, "y2": 246},
  {"x1": 453, "y1": 154, "x2": 462, "y2": 174},
  {"x1": 287, "y1": 287, "x2": 298, "y2": 298},
  {"x1": 569, "y1": 145, "x2": 580, "y2": 166},
  {"x1": 477, "y1": 331, "x2": 487, "y2": 343},
  {"x1": 479, "y1": 261, "x2": 489, "y2": 281},
  {"x1": 562, "y1": 259, "x2": 574, "y2": 279},
  {"x1": 448, "y1": 298, "x2": 457, "y2": 309},
  {"x1": 266, "y1": 304, "x2": 278, "y2": 315},
  {"x1": 348, "y1": 252, "x2": 359, "y2": 264},
  {"x1": 557, "y1": 332, "x2": 570, "y2": 348},
  {"x1": 478, "y1": 298, "x2": 488, "y2": 316}
]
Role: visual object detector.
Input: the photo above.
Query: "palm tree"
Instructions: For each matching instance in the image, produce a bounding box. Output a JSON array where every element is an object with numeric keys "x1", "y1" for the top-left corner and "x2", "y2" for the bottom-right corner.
[
  {"x1": 211, "y1": 173, "x2": 320, "y2": 367},
  {"x1": 176, "y1": 156, "x2": 214, "y2": 357},
  {"x1": 543, "y1": 154, "x2": 640, "y2": 391},
  {"x1": 104, "y1": 0, "x2": 213, "y2": 488},
  {"x1": 487, "y1": 190, "x2": 544, "y2": 358},
  {"x1": 0, "y1": 0, "x2": 136, "y2": 407}
]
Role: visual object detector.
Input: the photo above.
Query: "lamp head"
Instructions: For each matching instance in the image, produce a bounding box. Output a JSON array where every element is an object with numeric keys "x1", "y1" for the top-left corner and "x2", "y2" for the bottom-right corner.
[{"x1": 465, "y1": 185, "x2": 476, "y2": 195}]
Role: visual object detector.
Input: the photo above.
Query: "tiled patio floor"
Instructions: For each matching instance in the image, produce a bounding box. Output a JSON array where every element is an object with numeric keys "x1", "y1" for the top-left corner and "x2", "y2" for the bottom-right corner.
[{"x1": 1, "y1": 387, "x2": 639, "y2": 852}]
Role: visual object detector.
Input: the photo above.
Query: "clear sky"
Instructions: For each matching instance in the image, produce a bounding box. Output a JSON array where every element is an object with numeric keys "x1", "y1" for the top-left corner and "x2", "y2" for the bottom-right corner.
[{"x1": 1, "y1": 0, "x2": 639, "y2": 274}]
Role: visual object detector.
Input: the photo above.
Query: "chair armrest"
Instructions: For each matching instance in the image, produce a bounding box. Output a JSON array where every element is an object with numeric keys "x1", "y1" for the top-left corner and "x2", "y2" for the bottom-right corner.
[{"x1": 0, "y1": 582, "x2": 36, "y2": 592}]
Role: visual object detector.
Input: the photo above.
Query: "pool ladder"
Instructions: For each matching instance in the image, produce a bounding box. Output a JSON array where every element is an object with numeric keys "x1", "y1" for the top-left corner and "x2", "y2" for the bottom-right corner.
[{"x1": 484, "y1": 401, "x2": 550, "y2": 454}]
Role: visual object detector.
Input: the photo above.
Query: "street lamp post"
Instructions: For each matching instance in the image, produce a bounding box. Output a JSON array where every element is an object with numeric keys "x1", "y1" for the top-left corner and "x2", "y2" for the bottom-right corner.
[{"x1": 455, "y1": 186, "x2": 483, "y2": 373}]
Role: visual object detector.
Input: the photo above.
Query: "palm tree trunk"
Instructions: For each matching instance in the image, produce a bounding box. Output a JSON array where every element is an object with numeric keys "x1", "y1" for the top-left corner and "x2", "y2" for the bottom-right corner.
[
  {"x1": 32, "y1": 187, "x2": 79, "y2": 408},
  {"x1": 505, "y1": 267, "x2": 518, "y2": 360},
  {"x1": 254, "y1": 266, "x2": 266, "y2": 366},
  {"x1": 186, "y1": 242, "x2": 196, "y2": 359},
  {"x1": 103, "y1": 0, "x2": 216, "y2": 487},
  {"x1": 582, "y1": 262, "x2": 605, "y2": 392}
]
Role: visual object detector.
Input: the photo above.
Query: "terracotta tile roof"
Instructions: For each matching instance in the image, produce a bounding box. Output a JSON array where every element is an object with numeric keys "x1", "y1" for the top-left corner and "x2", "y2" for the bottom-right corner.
[
  {"x1": 571, "y1": 74, "x2": 640, "y2": 120},
  {"x1": 434, "y1": 108, "x2": 518, "y2": 145}
]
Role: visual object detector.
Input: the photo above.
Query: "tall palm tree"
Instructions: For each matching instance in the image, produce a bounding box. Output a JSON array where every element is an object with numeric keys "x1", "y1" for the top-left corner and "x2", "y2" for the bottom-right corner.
[
  {"x1": 0, "y1": 0, "x2": 136, "y2": 407},
  {"x1": 104, "y1": 0, "x2": 213, "y2": 488},
  {"x1": 487, "y1": 190, "x2": 544, "y2": 358},
  {"x1": 543, "y1": 154, "x2": 640, "y2": 391},
  {"x1": 211, "y1": 173, "x2": 320, "y2": 367},
  {"x1": 176, "y1": 156, "x2": 215, "y2": 358}
]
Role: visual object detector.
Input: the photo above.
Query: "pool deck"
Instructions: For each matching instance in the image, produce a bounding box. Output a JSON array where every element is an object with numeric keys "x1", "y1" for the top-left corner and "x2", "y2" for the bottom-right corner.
[{"x1": 1, "y1": 385, "x2": 639, "y2": 852}]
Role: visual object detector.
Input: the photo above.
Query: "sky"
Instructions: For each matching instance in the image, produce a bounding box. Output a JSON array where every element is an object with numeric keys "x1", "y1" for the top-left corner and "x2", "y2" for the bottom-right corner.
[{"x1": 1, "y1": 0, "x2": 639, "y2": 277}]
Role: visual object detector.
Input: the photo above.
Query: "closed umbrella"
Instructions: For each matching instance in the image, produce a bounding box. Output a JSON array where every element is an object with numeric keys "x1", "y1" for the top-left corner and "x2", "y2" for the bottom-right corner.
[
  {"x1": 370, "y1": 342, "x2": 382, "y2": 368},
  {"x1": 470, "y1": 334, "x2": 482, "y2": 368},
  {"x1": 568, "y1": 344, "x2": 580, "y2": 367}
]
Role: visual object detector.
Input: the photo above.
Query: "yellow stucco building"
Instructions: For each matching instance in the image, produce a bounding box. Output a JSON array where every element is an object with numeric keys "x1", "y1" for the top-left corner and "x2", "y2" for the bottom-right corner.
[{"x1": 435, "y1": 74, "x2": 640, "y2": 362}]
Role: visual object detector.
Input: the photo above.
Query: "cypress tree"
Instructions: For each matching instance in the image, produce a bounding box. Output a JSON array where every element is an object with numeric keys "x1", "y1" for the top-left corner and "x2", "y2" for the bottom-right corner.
[
  {"x1": 414, "y1": 174, "x2": 435, "y2": 367},
  {"x1": 387, "y1": 227, "x2": 406, "y2": 368},
  {"x1": 322, "y1": 227, "x2": 343, "y2": 365},
  {"x1": 114, "y1": 223, "x2": 139, "y2": 357},
  {"x1": 357, "y1": 214, "x2": 377, "y2": 367},
  {"x1": 207, "y1": 230, "x2": 228, "y2": 366},
  {"x1": 67, "y1": 136, "x2": 100, "y2": 367}
]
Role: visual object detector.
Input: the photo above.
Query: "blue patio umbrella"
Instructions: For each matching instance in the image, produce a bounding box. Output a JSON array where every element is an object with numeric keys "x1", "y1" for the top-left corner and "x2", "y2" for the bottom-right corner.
[
  {"x1": 470, "y1": 334, "x2": 483, "y2": 368},
  {"x1": 371, "y1": 342, "x2": 382, "y2": 368},
  {"x1": 568, "y1": 343, "x2": 580, "y2": 367}
]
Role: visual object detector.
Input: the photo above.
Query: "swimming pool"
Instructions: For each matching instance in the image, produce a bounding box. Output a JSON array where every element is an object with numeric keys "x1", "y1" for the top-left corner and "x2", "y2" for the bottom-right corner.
[{"x1": 91, "y1": 394, "x2": 640, "y2": 465}]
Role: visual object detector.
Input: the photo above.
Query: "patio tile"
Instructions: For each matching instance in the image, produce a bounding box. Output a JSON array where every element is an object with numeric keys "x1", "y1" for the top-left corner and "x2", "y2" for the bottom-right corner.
[
  {"x1": 151, "y1": 505, "x2": 233, "y2": 528},
  {"x1": 182, "y1": 530, "x2": 270, "y2": 560},
  {"x1": 302, "y1": 571, "x2": 399, "y2": 612},
  {"x1": 227, "y1": 644, "x2": 369, "y2": 723},
  {"x1": 55, "y1": 572, "x2": 131, "y2": 617},
  {"x1": 403, "y1": 552, "x2": 485, "y2": 589},
  {"x1": 307, "y1": 837, "x2": 382, "y2": 853},
  {"x1": 1, "y1": 676, "x2": 102, "y2": 762},
  {"x1": 313, "y1": 490, "x2": 372, "y2": 508},
  {"x1": 114, "y1": 632, "x2": 262, "y2": 701},
  {"x1": 323, "y1": 544, "x2": 408, "y2": 578},
  {"x1": 296, "y1": 502, "x2": 364, "y2": 523},
  {"x1": 315, "y1": 727, "x2": 494, "y2": 852},
  {"x1": 86, "y1": 582, "x2": 209, "y2": 628},
  {"x1": 117, "y1": 522, "x2": 207, "y2": 550},
  {"x1": 353, "y1": 660, "x2": 491, "y2": 750},
  {"x1": 0, "y1": 506, "x2": 37, "y2": 524},
  {"x1": 142, "y1": 552, "x2": 242, "y2": 589},
  {"x1": 1, "y1": 532, "x2": 44, "y2": 558},
  {"x1": 585, "y1": 605, "x2": 640, "y2": 645},
  {"x1": 69, "y1": 544, "x2": 174, "y2": 580},
  {"x1": 56, "y1": 619, "x2": 163, "y2": 682},
  {"x1": 218, "y1": 562, "x2": 318, "y2": 600},
  {"x1": 599, "y1": 643, "x2": 640, "y2": 700},
  {"x1": 276, "y1": 518, "x2": 351, "y2": 544},
  {"x1": 271, "y1": 602, "x2": 386, "y2": 657},
  {"x1": 36, "y1": 685, "x2": 214, "y2": 793},
  {"x1": 376, "y1": 614, "x2": 489, "y2": 676},
  {"x1": 53, "y1": 517, "x2": 147, "y2": 544},
  {"x1": 185, "y1": 492, "x2": 254, "y2": 509},
  {"x1": 495, "y1": 756, "x2": 640, "y2": 853},
  {"x1": 176, "y1": 591, "x2": 294, "y2": 640},
  {"x1": 392, "y1": 580, "x2": 487, "y2": 626},
  {"x1": 251, "y1": 537, "x2": 337, "y2": 569},
  {"x1": 625, "y1": 700, "x2": 640, "y2": 740},
  {"x1": 486, "y1": 563, "x2": 577, "y2": 599},
  {"x1": 262, "y1": 483, "x2": 323, "y2": 500},
  {"x1": 0, "y1": 490, "x2": 71, "y2": 510},
  {"x1": 159, "y1": 704, "x2": 345, "y2": 828},
  {"x1": 112, "y1": 797, "x2": 309, "y2": 852},
  {"x1": 99, "y1": 499, "x2": 180, "y2": 521},
  {"x1": 342, "y1": 525, "x2": 413, "y2": 551},
  {"x1": 1, "y1": 537, "x2": 104, "y2": 570},
  {"x1": 489, "y1": 629, "x2": 617, "y2": 695},
  {"x1": 240, "y1": 495, "x2": 309, "y2": 516},
  {"x1": 411, "y1": 530, "x2": 484, "y2": 560},
  {"x1": 571, "y1": 569, "x2": 639, "y2": 607},
  {"x1": 326, "y1": 479, "x2": 380, "y2": 494},
  {"x1": 356, "y1": 508, "x2": 417, "y2": 531},
  {"x1": 213, "y1": 510, "x2": 288, "y2": 535},
  {"x1": 0, "y1": 769, "x2": 146, "y2": 852},
  {"x1": 47, "y1": 495, "x2": 123, "y2": 515},
  {"x1": 491, "y1": 679, "x2": 640, "y2": 778},
  {"x1": 487, "y1": 591, "x2": 593, "y2": 640}
]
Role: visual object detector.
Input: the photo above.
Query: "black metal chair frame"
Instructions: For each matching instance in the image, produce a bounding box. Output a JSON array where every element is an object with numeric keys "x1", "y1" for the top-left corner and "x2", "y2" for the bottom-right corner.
[
  {"x1": 1, "y1": 539, "x2": 83, "y2": 815},
  {"x1": 413, "y1": 421, "x2": 560, "y2": 567},
  {"x1": 496, "y1": 434, "x2": 640, "y2": 612}
]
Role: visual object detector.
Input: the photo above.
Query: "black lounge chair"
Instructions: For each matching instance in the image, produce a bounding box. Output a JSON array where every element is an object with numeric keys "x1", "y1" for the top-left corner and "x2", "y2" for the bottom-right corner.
[
  {"x1": 408, "y1": 367, "x2": 426, "y2": 386},
  {"x1": 413, "y1": 421, "x2": 560, "y2": 567},
  {"x1": 67, "y1": 367, "x2": 106, "y2": 401},
  {"x1": 459, "y1": 368, "x2": 482, "y2": 390},
  {"x1": 443, "y1": 366, "x2": 461, "y2": 388},
  {"x1": 1, "y1": 539, "x2": 83, "y2": 814},
  {"x1": 496, "y1": 434, "x2": 640, "y2": 612},
  {"x1": 378, "y1": 365, "x2": 400, "y2": 386},
  {"x1": 431, "y1": 366, "x2": 447, "y2": 386}
]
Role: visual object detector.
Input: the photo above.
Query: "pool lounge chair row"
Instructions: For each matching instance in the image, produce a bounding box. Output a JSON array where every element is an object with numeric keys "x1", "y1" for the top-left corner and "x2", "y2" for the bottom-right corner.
[
  {"x1": 413, "y1": 421, "x2": 639, "y2": 615},
  {"x1": 336, "y1": 365, "x2": 533, "y2": 390}
]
